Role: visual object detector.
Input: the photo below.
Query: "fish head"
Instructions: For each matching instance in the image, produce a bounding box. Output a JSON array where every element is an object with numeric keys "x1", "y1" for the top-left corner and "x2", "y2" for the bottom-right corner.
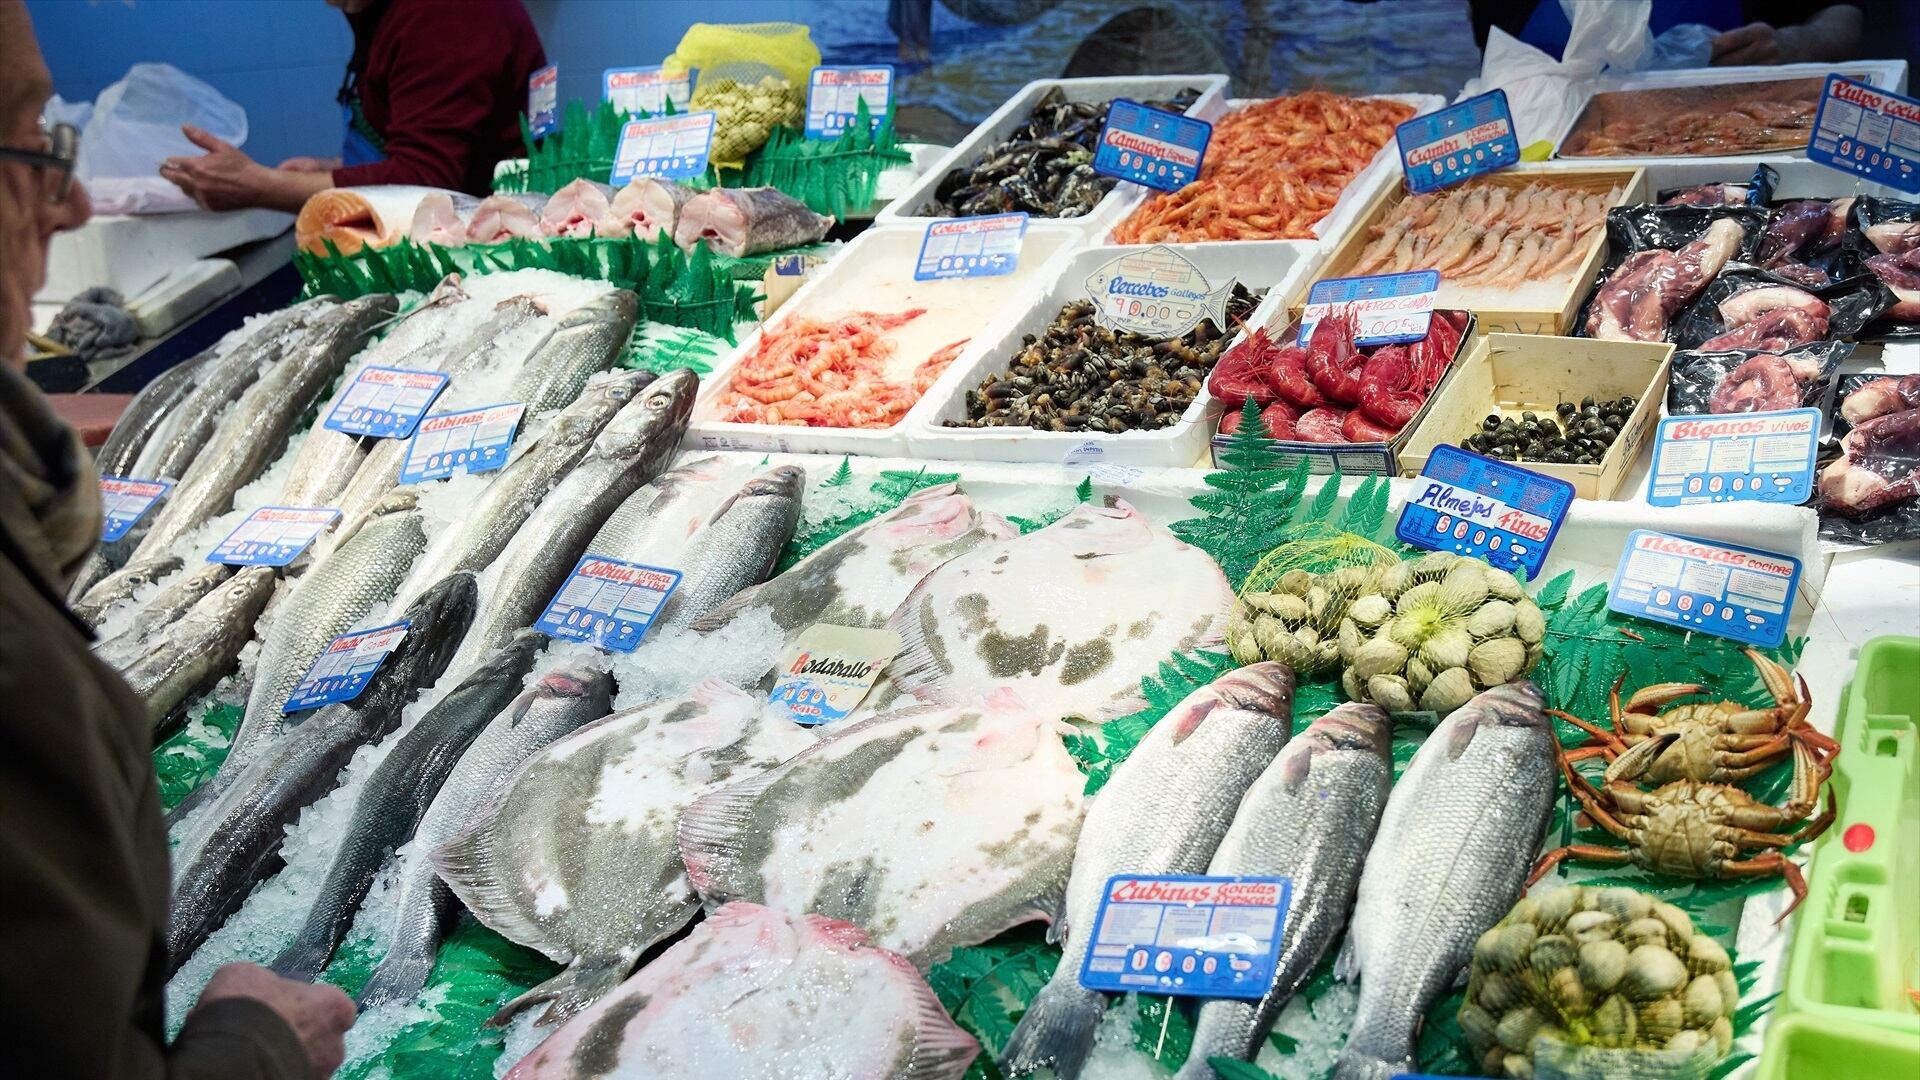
[
  {"x1": 1302, "y1": 701, "x2": 1393, "y2": 758},
  {"x1": 1163, "y1": 662, "x2": 1296, "y2": 743},
  {"x1": 594, "y1": 367, "x2": 699, "y2": 459},
  {"x1": 732, "y1": 465, "x2": 807, "y2": 505},
  {"x1": 527, "y1": 662, "x2": 615, "y2": 716},
  {"x1": 397, "y1": 571, "x2": 479, "y2": 672},
  {"x1": 880, "y1": 486, "x2": 979, "y2": 544},
  {"x1": 564, "y1": 288, "x2": 640, "y2": 329},
  {"x1": 1436, "y1": 679, "x2": 1549, "y2": 760},
  {"x1": 1046, "y1": 500, "x2": 1152, "y2": 553}
]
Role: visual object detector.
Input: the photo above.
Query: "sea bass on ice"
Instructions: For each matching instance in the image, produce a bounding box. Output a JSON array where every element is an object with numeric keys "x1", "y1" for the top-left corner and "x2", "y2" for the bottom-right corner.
[
  {"x1": 356, "y1": 663, "x2": 614, "y2": 1010},
  {"x1": 433, "y1": 680, "x2": 816, "y2": 1025},
  {"x1": 888, "y1": 500, "x2": 1235, "y2": 723},
  {"x1": 649, "y1": 465, "x2": 806, "y2": 634},
  {"x1": 1000, "y1": 663, "x2": 1297, "y2": 1080},
  {"x1": 577, "y1": 454, "x2": 739, "y2": 570},
  {"x1": 505, "y1": 290, "x2": 639, "y2": 415},
  {"x1": 1333, "y1": 681, "x2": 1557, "y2": 1080},
  {"x1": 502, "y1": 902, "x2": 979, "y2": 1080},
  {"x1": 679, "y1": 692, "x2": 1088, "y2": 970},
  {"x1": 1176, "y1": 702, "x2": 1395, "y2": 1080},
  {"x1": 119, "y1": 566, "x2": 277, "y2": 735}
]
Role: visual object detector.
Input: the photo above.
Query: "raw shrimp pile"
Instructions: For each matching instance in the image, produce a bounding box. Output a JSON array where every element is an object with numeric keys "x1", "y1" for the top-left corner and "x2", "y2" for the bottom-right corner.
[
  {"x1": 1347, "y1": 179, "x2": 1621, "y2": 292},
  {"x1": 1110, "y1": 93, "x2": 1413, "y2": 243},
  {"x1": 714, "y1": 310, "x2": 965, "y2": 429}
]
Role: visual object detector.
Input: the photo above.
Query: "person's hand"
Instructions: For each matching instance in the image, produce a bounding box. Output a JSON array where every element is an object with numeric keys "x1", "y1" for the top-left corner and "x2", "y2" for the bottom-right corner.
[
  {"x1": 1710, "y1": 22, "x2": 1784, "y2": 65},
  {"x1": 193, "y1": 962, "x2": 355, "y2": 1078},
  {"x1": 278, "y1": 155, "x2": 343, "y2": 173},
  {"x1": 158, "y1": 125, "x2": 275, "y2": 211}
]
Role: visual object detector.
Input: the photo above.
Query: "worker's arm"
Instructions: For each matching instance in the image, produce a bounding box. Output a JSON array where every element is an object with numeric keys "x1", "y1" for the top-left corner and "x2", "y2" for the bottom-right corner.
[
  {"x1": 158, "y1": 126, "x2": 334, "y2": 213},
  {"x1": 1712, "y1": 5, "x2": 1864, "y2": 65},
  {"x1": 330, "y1": 1, "x2": 504, "y2": 190}
]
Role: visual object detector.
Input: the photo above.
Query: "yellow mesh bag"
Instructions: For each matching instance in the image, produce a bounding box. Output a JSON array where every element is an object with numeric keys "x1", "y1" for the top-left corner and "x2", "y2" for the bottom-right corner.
[{"x1": 666, "y1": 22, "x2": 819, "y2": 167}]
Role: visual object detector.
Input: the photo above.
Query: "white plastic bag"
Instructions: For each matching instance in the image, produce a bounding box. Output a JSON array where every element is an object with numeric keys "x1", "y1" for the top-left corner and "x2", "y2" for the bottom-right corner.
[
  {"x1": 72, "y1": 63, "x2": 248, "y2": 215},
  {"x1": 1457, "y1": 0, "x2": 1655, "y2": 150}
]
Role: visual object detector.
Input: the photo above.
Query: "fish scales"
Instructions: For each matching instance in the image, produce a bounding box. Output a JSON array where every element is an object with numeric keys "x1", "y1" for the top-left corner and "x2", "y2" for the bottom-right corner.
[
  {"x1": 501, "y1": 902, "x2": 978, "y2": 1080},
  {"x1": 356, "y1": 663, "x2": 613, "y2": 1011},
  {"x1": 886, "y1": 499, "x2": 1235, "y2": 723},
  {"x1": 433, "y1": 680, "x2": 815, "y2": 1025},
  {"x1": 678, "y1": 693, "x2": 1088, "y2": 970},
  {"x1": 648, "y1": 465, "x2": 806, "y2": 634},
  {"x1": 1000, "y1": 663, "x2": 1297, "y2": 1080},
  {"x1": 579, "y1": 454, "x2": 738, "y2": 570},
  {"x1": 1175, "y1": 703, "x2": 1394, "y2": 1080},
  {"x1": 91, "y1": 349, "x2": 209, "y2": 482},
  {"x1": 93, "y1": 563, "x2": 235, "y2": 669},
  {"x1": 120, "y1": 566, "x2": 277, "y2": 736},
  {"x1": 1332, "y1": 681, "x2": 1558, "y2": 1080},
  {"x1": 506, "y1": 290, "x2": 639, "y2": 415}
]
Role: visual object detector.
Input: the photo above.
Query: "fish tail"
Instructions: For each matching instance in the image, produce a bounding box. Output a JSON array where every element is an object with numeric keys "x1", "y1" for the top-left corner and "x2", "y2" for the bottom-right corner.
[
  {"x1": 268, "y1": 931, "x2": 335, "y2": 983},
  {"x1": 997, "y1": 981, "x2": 1105, "y2": 1080},
  {"x1": 356, "y1": 950, "x2": 435, "y2": 1012},
  {"x1": 1330, "y1": 1047, "x2": 1413, "y2": 1080},
  {"x1": 490, "y1": 955, "x2": 633, "y2": 1027}
]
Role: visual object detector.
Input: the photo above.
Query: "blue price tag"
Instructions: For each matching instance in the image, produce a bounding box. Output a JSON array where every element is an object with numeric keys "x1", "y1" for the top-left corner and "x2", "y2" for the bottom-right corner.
[
  {"x1": 528, "y1": 65, "x2": 558, "y2": 138},
  {"x1": 602, "y1": 65, "x2": 693, "y2": 116},
  {"x1": 1397, "y1": 446, "x2": 1574, "y2": 584},
  {"x1": 806, "y1": 65, "x2": 893, "y2": 139},
  {"x1": 1093, "y1": 100, "x2": 1211, "y2": 193},
  {"x1": 1808, "y1": 75, "x2": 1920, "y2": 194},
  {"x1": 609, "y1": 112, "x2": 716, "y2": 184},
  {"x1": 1079, "y1": 875, "x2": 1291, "y2": 999},
  {"x1": 773, "y1": 254, "x2": 806, "y2": 277},
  {"x1": 1299, "y1": 271, "x2": 1441, "y2": 347},
  {"x1": 399, "y1": 402, "x2": 527, "y2": 485},
  {"x1": 1649, "y1": 409, "x2": 1820, "y2": 507},
  {"x1": 914, "y1": 213, "x2": 1028, "y2": 281},
  {"x1": 322, "y1": 366, "x2": 449, "y2": 439},
  {"x1": 1396, "y1": 90, "x2": 1519, "y2": 194},
  {"x1": 282, "y1": 620, "x2": 410, "y2": 713},
  {"x1": 207, "y1": 506, "x2": 340, "y2": 567},
  {"x1": 98, "y1": 476, "x2": 171, "y2": 543},
  {"x1": 534, "y1": 555, "x2": 684, "y2": 652},
  {"x1": 1609, "y1": 530, "x2": 1801, "y2": 649}
]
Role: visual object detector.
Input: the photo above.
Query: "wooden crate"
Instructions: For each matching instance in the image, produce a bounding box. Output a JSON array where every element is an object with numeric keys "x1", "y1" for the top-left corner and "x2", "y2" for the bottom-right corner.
[
  {"x1": 1299, "y1": 164, "x2": 1649, "y2": 336},
  {"x1": 1398, "y1": 333, "x2": 1673, "y2": 501}
]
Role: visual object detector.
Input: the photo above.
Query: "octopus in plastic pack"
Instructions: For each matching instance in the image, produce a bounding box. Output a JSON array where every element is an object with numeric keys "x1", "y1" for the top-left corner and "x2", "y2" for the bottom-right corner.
[{"x1": 1707, "y1": 354, "x2": 1823, "y2": 413}]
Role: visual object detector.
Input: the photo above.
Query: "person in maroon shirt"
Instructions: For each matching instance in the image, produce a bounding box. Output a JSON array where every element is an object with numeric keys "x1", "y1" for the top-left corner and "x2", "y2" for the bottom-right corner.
[{"x1": 158, "y1": 0, "x2": 545, "y2": 212}]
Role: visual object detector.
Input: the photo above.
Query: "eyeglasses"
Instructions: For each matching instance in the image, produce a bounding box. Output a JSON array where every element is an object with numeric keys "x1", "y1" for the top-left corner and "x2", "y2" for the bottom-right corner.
[{"x1": 0, "y1": 121, "x2": 79, "y2": 203}]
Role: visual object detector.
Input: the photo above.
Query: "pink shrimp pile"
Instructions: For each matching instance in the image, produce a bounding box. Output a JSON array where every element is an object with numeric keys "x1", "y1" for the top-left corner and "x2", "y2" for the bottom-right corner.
[{"x1": 715, "y1": 309, "x2": 967, "y2": 429}]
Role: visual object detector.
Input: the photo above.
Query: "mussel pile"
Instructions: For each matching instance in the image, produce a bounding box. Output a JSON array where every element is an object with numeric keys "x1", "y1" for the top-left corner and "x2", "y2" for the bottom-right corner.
[
  {"x1": 1461, "y1": 395, "x2": 1639, "y2": 465},
  {"x1": 924, "y1": 87, "x2": 1201, "y2": 219},
  {"x1": 948, "y1": 287, "x2": 1259, "y2": 433}
]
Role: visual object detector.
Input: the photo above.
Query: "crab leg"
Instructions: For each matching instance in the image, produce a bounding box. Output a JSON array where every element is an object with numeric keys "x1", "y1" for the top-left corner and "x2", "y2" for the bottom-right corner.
[
  {"x1": 1743, "y1": 647, "x2": 1797, "y2": 707},
  {"x1": 1602, "y1": 732, "x2": 1675, "y2": 785},
  {"x1": 1779, "y1": 739, "x2": 1834, "y2": 822},
  {"x1": 1529, "y1": 843, "x2": 1634, "y2": 886},
  {"x1": 1623, "y1": 680, "x2": 1710, "y2": 714},
  {"x1": 1551, "y1": 707, "x2": 1624, "y2": 749},
  {"x1": 1719, "y1": 851, "x2": 1809, "y2": 921}
]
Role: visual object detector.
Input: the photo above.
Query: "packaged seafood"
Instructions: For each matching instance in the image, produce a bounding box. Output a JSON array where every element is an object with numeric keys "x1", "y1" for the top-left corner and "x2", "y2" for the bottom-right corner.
[
  {"x1": 1559, "y1": 77, "x2": 1825, "y2": 158},
  {"x1": 1667, "y1": 343, "x2": 1849, "y2": 431},
  {"x1": 688, "y1": 224, "x2": 1078, "y2": 457},
  {"x1": 1817, "y1": 372, "x2": 1920, "y2": 546},
  {"x1": 1849, "y1": 197, "x2": 1920, "y2": 333},
  {"x1": 1580, "y1": 205, "x2": 1766, "y2": 343},
  {"x1": 1109, "y1": 93, "x2": 1415, "y2": 244},
  {"x1": 1670, "y1": 265, "x2": 1892, "y2": 351}
]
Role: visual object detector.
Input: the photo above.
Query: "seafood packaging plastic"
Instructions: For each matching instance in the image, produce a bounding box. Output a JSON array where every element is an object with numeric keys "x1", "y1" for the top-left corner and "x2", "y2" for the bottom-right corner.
[
  {"x1": 923, "y1": 86, "x2": 1202, "y2": 219},
  {"x1": 1111, "y1": 92, "x2": 1414, "y2": 243},
  {"x1": 1560, "y1": 78, "x2": 1823, "y2": 157},
  {"x1": 1666, "y1": 343, "x2": 1847, "y2": 418},
  {"x1": 1820, "y1": 374, "x2": 1920, "y2": 519}
]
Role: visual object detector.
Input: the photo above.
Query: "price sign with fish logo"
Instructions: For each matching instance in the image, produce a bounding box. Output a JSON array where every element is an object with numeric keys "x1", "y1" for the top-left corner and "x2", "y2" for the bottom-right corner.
[
  {"x1": 1398, "y1": 446, "x2": 1572, "y2": 584},
  {"x1": 282, "y1": 621, "x2": 410, "y2": 713},
  {"x1": 207, "y1": 506, "x2": 340, "y2": 567},
  {"x1": 1298, "y1": 270, "x2": 1440, "y2": 347},
  {"x1": 535, "y1": 555, "x2": 683, "y2": 652},
  {"x1": 602, "y1": 65, "x2": 692, "y2": 117},
  {"x1": 399, "y1": 402, "x2": 527, "y2": 484},
  {"x1": 1649, "y1": 409, "x2": 1820, "y2": 507},
  {"x1": 1079, "y1": 875, "x2": 1292, "y2": 999},
  {"x1": 1084, "y1": 245, "x2": 1237, "y2": 341},
  {"x1": 806, "y1": 65, "x2": 893, "y2": 139},
  {"x1": 1808, "y1": 75, "x2": 1920, "y2": 194},
  {"x1": 610, "y1": 112, "x2": 716, "y2": 184},
  {"x1": 98, "y1": 476, "x2": 170, "y2": 543},
  {"x1": 1093, "y1": 100, "x2": 1210, "y2": 193},
  {"x1": 323, "y1": 365, "x2": 449, "y2": 440},
  {"x1": 528, "y1": 65, "x2": 558, "y2": 138},
  {"x1": 1609, "y1": 530, "x2": 1801, "y2": 648},
  {"x1": 1397, "y1": 89, "x2": 1518, "y2": 194},
  {"x1": 767, "y1": 624, "x2": 902, "y2": 726}
]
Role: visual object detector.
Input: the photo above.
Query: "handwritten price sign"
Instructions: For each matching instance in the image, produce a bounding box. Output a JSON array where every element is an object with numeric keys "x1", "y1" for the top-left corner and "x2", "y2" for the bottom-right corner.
[{"x1": 1298, "y1": 270, "x2": 1439, "y2": 347}]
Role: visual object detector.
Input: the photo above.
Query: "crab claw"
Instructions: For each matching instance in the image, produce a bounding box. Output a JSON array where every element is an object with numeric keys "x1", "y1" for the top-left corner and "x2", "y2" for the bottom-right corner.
[
  {"x1": 1744, "y1": 647, "x2": 1799, "y2": 708},
  {"x1": 1624, "y1": 681, "x2": 1711, "y2": 714},
  {"x1": 1602, "y1": 731, "x2": 1675, "y2": 784}
]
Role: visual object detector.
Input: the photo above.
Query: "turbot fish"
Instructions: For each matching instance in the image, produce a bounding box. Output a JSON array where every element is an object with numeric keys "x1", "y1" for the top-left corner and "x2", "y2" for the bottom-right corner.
[
  {"x1": 433, "y1": 680, "x2": 817, "y2": 1024},
  {"x1": 166, "y1": 573, "x2": 476, "y2": 975},
  {"x1": 504, "y1": 290, "x2": 639, "y2": 415},
  {"x1": 501, "y1": 902, "x2": 979, "y2": 1080},
  {"x1": 649, "y1": 465, "x2": 805, "y2": 633},
  {"x1": 679, "y1": 692, "x2": 1088, "y2": 970},
  {"x1": 1175, "y1": 703, "x2": 1395, "y2": 1080},
  {"x1": 1000, "y1": 663, "x2": 1297, "y2": 1080},
  {"x1": 688, "y1": 482, "x2": 1017, "y2": 638},
  {"x1": 1332, "y1": 681, "x2": 1557, "y2": 1080},
  {"x1": 269, "y1": 631, "x2": 546, "y2": 981},
  {"x1": 888, "y1": 500, "x2": 1235, "y2": 723},
  {"x1": 119, "y1": 566, "x2": 277, "y2": 736},
  {"x1": 356, "y1": 663, "x2": 613, "y2": 1010}
]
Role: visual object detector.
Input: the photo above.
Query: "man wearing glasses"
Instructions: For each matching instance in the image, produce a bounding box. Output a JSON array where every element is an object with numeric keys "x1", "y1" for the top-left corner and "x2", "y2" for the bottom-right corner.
[{"x1": 0, "y1": 4, "x2": 354, "y2": 1076}]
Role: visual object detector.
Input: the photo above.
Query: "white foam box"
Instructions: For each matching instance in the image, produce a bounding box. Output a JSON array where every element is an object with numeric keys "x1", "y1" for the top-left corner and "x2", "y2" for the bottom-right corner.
[
  {"x1": 37, "y1": 208, "x2": 291, "y2": 303},
  {"x1": 1627, "y1": 156, "x2": 1909, "y2": 201},
  {"x1": 873, "y1": 74, "x2": 1231, "y2": 236},
  {"x1": 905, "y1": 241, "x2": 1322, "y2": 469},
  {"x1": 683, "y1": 221, "x2": 1083, "y2": 458}
]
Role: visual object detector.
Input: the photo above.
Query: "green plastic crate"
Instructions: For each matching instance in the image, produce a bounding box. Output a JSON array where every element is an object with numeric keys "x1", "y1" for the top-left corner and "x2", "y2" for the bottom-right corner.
[
  {"x1": 1757, "y1": 1014, "x2": 1920, "y2": 1080},
  {"x1": 1784, "y1": 635, "x2": 1920, "y2": 1039}
]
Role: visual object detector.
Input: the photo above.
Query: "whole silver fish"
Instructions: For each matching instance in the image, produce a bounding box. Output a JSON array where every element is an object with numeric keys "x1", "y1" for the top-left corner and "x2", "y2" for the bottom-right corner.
[
  {"x1": 269, "y1": 630, "x2": 546, "y2": 981},
  {"x1": 166, "y1": 573, "x2": 476, "y2": 976},
  {"x1": 650, "y1": 465, "x2": 805, "y2": 634},
  {"x1": 1332, "y1": 681, "x2": 1557, "y2": 1080},
  {"x1": 1176, "y1": 703, "x2": 1395, "y2": 1080},
  {"x1": 580, "y1": 454, "x2": 738, "y2": 566},
  {"x1": 78, "y1": 295, "x2": 395, "y2": 617},
  {"x1": 356, "y1": 662, "x2": 613, "y2": 1010},
  {"x1": 1001, "y1": 662, "x2": 1298, "y2": 1080},
  {"x1": 69, "y1": 555, "x2": 181, "y2": 628},
  {"x1": 385, "y1": 370, "x2": 656, "y2": 617},
  {"x1": 120, "y1": 566, "x2": 277, "y2": 736},
  {"x1": 94, "y1": 563, "x2": 236, "y2": 669},
  {"x1": 505, "y1": 289, "x2": 639, "y2": 415},
  {"x1": 447, "y1": 368, "x2": 698, "y2": 671},
  {"x1": 92, "y1": 349, "x2": 210, "y2": 481}
]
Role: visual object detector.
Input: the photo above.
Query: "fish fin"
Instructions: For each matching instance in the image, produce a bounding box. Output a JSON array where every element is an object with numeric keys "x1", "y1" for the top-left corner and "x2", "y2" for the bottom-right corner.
[
  {"x1": 269, "y1": 936, "x2": 335, "y2": 983},
  {"x1": 355, "y1": 950, "x2": 436, "y2": 1012},
  {"x1": 676, "y1": 758, "x2": 796, "y2": 900},
  {"x1": 429, "y1": 791, "x2": 550, "y2": 953},
  {"x1": 997, "y1": 980, "x2": 1105, "y2": 1080},
  {"x1": 881, "y1": 948, "x2": 984, "y2": 1079},
  {"x1": 882, "y1": 587, "x2": 952, "y2": 704},
  {"x1": 1333, "y1": 934, "x2": 1360, "y2": 982},
  {"x1": 490, "y1": 954, "x2": 634, "y2": 1027}
]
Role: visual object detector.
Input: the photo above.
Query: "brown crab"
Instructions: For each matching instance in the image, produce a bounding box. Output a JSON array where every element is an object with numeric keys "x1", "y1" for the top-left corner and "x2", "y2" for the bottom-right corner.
[
  {"x1": 1554, "y1": 648, "x2": 1836, "y2": 785},
  {"x1": 1530, "y1": 738, "x2": 1836, "y2": 918}
]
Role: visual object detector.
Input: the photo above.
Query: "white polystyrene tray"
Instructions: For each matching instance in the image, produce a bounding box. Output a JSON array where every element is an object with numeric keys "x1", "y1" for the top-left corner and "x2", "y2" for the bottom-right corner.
[
  {"x1": 682, "y1": 222, "x2": 1084, "y2": 458},
  {"x1": 905, "y1": 242, "x2": 1322, "y2": 468},
  {"x1": 38, "y1": 208, "x2": 291, "y2": 303},
  {"x1": 873, "y1": 74, "x2": 1232, "y2": 236},
  {"x1": 1096, "y1": 93, "x2": 1447, "y2": 254}
]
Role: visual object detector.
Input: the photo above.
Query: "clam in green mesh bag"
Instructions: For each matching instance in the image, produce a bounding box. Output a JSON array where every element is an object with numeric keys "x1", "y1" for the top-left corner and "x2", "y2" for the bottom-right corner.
[
  {"x1": 1225, "y1": 532, "x2": 1400, "y2": 677},
  {"x1": 667, "y1": 22, "x2": 819, "y2": 167}
]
